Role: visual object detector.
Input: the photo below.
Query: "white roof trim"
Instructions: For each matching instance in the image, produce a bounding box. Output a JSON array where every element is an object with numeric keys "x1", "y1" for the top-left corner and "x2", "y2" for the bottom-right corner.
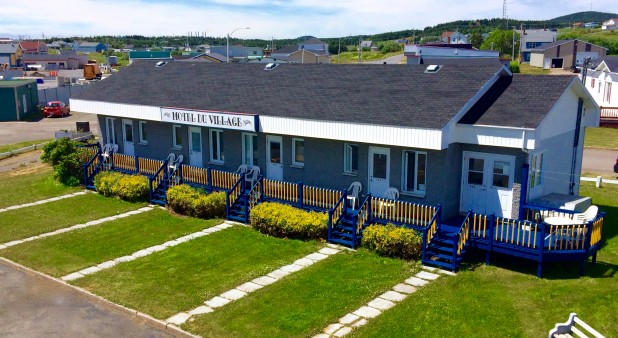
[{"x1": 455, "y1": 124, "x2": 536, "y2": 149}]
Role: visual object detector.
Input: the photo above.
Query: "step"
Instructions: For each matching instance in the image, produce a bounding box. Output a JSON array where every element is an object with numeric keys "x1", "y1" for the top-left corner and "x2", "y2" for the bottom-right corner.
[
  {"x1": 428, "y1": 246, "x2": 454, "y2": 254},
  {"x1": 427, "y1": 252, "x2": 463, "y2": 263},
  {"x1": 331, "y1": 231, "x2": 354, "y2": 240},
  {"x1": 422, "y1": 259, "x2": 456, "y2": 271}
]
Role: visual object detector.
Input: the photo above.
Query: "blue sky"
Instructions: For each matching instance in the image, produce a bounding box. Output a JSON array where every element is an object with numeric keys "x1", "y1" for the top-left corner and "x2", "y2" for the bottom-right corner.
[{"x1": 1, "y1": 0, "x2": 616, "y2": 39}]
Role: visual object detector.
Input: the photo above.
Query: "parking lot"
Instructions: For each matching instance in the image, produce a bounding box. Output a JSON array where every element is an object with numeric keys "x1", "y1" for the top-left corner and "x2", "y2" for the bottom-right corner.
[{"x1": 0, "y1": 111, "x2": 99, "y2": 146}]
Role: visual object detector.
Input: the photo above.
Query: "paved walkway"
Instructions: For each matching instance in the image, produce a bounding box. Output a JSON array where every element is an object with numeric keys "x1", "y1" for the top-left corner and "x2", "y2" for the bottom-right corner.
[
  {"x1": 62, "y1": 221, "x2": 235, "y2": 281},
  {"x1": 0, "y1": 191, "x2": 86, "y2": 213},
  {"x1": 0, "y1": 206, "x2": 154, "y2": 250},
  {"x1": 0, "y1": 259, "x2": 179, "y2": 338},
  {"x1": 166, "y1": 245, "x2": 343, "y2": 326},
  {"x1": 314, "y1": 266, "x2": 455, "y2": 337}
]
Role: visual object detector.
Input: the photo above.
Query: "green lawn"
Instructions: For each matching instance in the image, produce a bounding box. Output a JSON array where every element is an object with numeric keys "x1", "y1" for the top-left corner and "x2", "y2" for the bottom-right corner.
[
  {"x1": 183, "y1": 249, "x2": 414, "y2": 338},
  {"x1": 519, "y1": 63, "x2": 551, "y2": 75},
  {"x1": 0, "y1": 193, "x2": 143, "y2": 243},
  {"x1": 0, "y1": 209, "x2": 219, "y2": 277},
  {"x1": 0, "y1": 167, "x2": 80, "y2": 208},
  {"x1": 332, "y1": 51, "x2": 403, "y2": 64},
  {"x1": 72, "y1": 226, "x2": 323, "y2": 319},
  {"x1": 0, "y1": 139, "x2": 51, "y2": 154},
  {"x1": 584, "y1": 127, "x2": 618, "y2": 150},
  {"x1": 350, "y1": 181, "x2": 618, "y2": 337}
]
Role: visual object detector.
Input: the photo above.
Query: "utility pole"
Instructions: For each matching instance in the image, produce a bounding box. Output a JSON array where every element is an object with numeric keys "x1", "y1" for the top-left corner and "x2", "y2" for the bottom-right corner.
[
  {"x1": 511, "y1": 26, "x2": 515, "y2": 62},
  {"x1": 338, "y1": 38, "x2": 341, "y2": 63}
]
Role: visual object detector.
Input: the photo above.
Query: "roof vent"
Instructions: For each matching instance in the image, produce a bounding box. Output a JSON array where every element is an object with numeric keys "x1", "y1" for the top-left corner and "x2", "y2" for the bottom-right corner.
[
  {"x1": 155, "y1": 61, "x2": 168, "y2": 67},
  {"x1": 264, "y1": 63, "x2": 278, "y2": 70},
  {"x1": 425, "y1": 65, "x2": 441, "y2": 73}
]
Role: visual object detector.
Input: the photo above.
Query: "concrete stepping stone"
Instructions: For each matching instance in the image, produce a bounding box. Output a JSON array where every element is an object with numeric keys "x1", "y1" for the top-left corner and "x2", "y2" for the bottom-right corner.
[
  {"x1": 379, "y1": 291, "x2": 407, "y2": 302},
  {"x1": 405, "y1": 277, "x2": 429, "y2": 287},
  {"x1": 436, "y1": 268, "x2": 457, "y2": 276},
  {"x1": 324, "y1": 323, "x2": 343, "y2": 335},
  {"x1": 220, "y1": 289, "x2": 247, "y2": 301},
  {"x1": 313, "y1": 334, "x2": 330, "y2": 338},
  {"x1": 161, "y1": 240, "x2": 181, "y2": 247},
  {"x1": 114, "y1": 255, "x2": 137, "y2": 263},
  {"x1": 62, "y1": 272, "x2": 85, "y2": 281},
  {"x1": 96, "y1": 261, "x2": 117, "y2": 269},
  {"x1": 131, "y1": 249, "x2": 152, "y2": 258},
  {"x1": 333, "y1": 327, "x2": 352, "y2": 337},
  {"x1": 368, "y1": 298, "x2": 396, "y2": 310},
  {"x1": 267, "y1": 269, "x2": 291, "y2": 280},
  {"x1": 294, "y1": 258, "x2": 315, "y2": 267},
  {"x1": 236, "y1": 282, "x2": 263, "y2": 293},
  {"x1": 353, "y1": 306, "x2": 381, "y2": 319},
  {"x1": 205, "y1": 296, "x2": 230, "y2": 308},
  {"x1": 351, "y1": 318, "x2": 368, "y2": 328},
  {"x1": 306, "y1": 252, "x2": 329, "y2": 261},
  {"x1": 146, "y1": 245, "x2": 167, "y2": 253},
  {"x1": 252, "y1": 276, "x2": 278, "y2": 286},
  {"x1": 3, "y1": 240, "x2": 23, "y2": 247},
  {"x1": 280, "y1": 264, "x2": 304, "y2": 273},
  {"x1": 188, "y1": 306, "x2": 213, "y2": 316},
  {"x1": 319, "y1": 247, "x2": 340, "y2": 255},
  {"x1": 79, "y1": 266, "x2": 101, "y2": 275},
  {"x1": 339, "y1": 313, "x2": 360, "y2": 325},
  {"x1": 167, "y1": 312, "x2": 191, "y2": 326},
  {"x1": 416, "y1": 271, "x2": 440, "y2": 280},
  {"x1": 393, "y1": 283, "x2": 417, "y2": 294}
]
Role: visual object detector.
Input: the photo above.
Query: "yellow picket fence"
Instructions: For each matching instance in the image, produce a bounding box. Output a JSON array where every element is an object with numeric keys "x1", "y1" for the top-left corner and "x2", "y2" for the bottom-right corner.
[
  {"x1": 182, "y1": 165, "x2": 209, "y2": 186},
  {"x1": 113, "y1": 153, "x2": 136, "y2": 172},
  {"x1": 494, "y1": 217, "x2": 539, "y2": 249},
  {"x1": 138, "y1": 158, "x2": 163, "y2": 176},
  {"x1": 370, "y1": 197, "x2": 436, "y2": 227}
]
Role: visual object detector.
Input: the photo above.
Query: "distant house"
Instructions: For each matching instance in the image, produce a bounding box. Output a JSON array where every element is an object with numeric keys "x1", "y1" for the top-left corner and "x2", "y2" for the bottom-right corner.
[
  {"x1": 271, "y1": 45, "x2": 298, "y2": 60},
  {"x1": 404, "y1": 44, "x2": 499, "y2": 65},
  {"x1": 22, "y1": 54, "x2": 83, "y2": 70},
  {"x1": 19, "y1": 41, "x2": 48, "y2": 55},
  {"x1": 441, "y1": 31, "x2": 468, "y2": 44},
  {"x1": 529, "y1": 39, "x2": 607, "y2": 69},
  {"x1": 128, "y1": 51, "x2": 172, "y2": 64},
  {"x1": 204, "y1": 46, "x2": 263, "y2": 61},
  {"x1": 0, "y1": 43, "x2": 22, "y2": 68},
  {"x1": 73, "y1": 41, "x2": 107, "y2": 54},
  {"x1": 396, "y1": 39, "x2": 409, "y2": 45},
  {"x1": 0, "y1": 79, "x2": 39, "y2": 121},
  {"x1": 360, "y1": 41, "x2": 373, "y2": 49},
  {"x1": 517, "y1": 29, "x2": 557, "y2": 63},
  {"x1": 287, "y1": 49, "x2": 330, "y2": 64},
  {"x1": 581, "y1": 56, "x2": 618, "y2": 121},
  {"x1": 298, "y1": 38, "x2": 329, "y2": 53},
  {"x1": 272, "y1": 38, "x2": 330, "y2": 63},
  {"x1": 583, "y1": 22, "x2": 598, "y2": 28},
  {"x1": 601, "y1": 18, "x2": 618, "y2": 30}
]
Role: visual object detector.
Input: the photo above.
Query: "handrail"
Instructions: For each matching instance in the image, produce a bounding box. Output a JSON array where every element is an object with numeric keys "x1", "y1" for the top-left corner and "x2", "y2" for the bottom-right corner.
[
  {"x1": 521, "y1": 204, "x2": 578, "y2": 223},
  {"x1": 248, "y1": 176, "x2": 264, "y2": 210},
  {"x1": 148, "y1": 159, "x2": 169, "y2": 203},
  {"x1": 82, "y1": 147, "x2": 102, "y2": 187},
  {"x1": 494, "y1": 217, "x2": 541, "y2": 249},
  {"x1": 356, "y1": 194, "x2": 372, "y2": 233},
  {"x1": 225, "y1": 174, "x2": 245, "y2": 220},
  {"x1": 421, "y1": 204, "x2": 441, "y2": 262},
  {"x1": 328, "y1": 191, "x2": 348, "y2": 244},
  {"x1": 589, "y1": 213, "x2": 605, "y2": 247},
  {"x1": 455, "y1": 210, "x2": 472, "y2": 256}
]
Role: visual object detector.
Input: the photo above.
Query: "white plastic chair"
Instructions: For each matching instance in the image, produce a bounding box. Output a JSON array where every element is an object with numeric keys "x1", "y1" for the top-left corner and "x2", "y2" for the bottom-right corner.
[
  {"x1": 346, "y1": 182, "x2": 362, "y2": 209},
  {"x1": 236, "y1": 164, "x2": 250, "y2": 175},
  {"x1": 245, "y1": 166, "x2": 261, "y2": 188},
  {"x1": 383, "y1": 187, "x2": 400, "y2": 200},
  {"x1": 574, "y1": 205, "x2": 598, "y2": 222}
]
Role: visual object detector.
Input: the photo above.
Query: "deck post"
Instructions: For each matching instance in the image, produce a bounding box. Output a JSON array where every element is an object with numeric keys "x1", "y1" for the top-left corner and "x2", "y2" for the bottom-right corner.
[
  {"x1": 207, "y1": 167, "x2": 213, "y2": 192},
  {"x1": 327, "y1": 210, "x2": 333, "y2": 241},
  {"x1": 178, "y1": 164, "x2": 183, "y2": 184},
  {"x1": 134, "y1": 155, "x2": 140, "y2": 174},
  {"x1": 298, "y1": 182, "x2": 304, "y2": 208},
  {"x1": 537, "y1": 222, "x2": 545, "y2": 278},
  {"x1": 518, "y1": 163, "x2": 529, "y2": 220},
  {"x1": 259, "y1": 176, "x2": 264, "y2": 202},
  {"x1": 367, "y1": 193, "x2": 372, "y2": 224},
  {"x1": 486, "y1": 214, "x2": 496, "y2": 266}
]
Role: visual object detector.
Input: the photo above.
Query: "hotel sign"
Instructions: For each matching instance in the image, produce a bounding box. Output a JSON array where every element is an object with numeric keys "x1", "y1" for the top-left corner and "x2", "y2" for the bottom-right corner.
[{"x1": 161, "y1": 108, "x2": 258, "y2": 132}]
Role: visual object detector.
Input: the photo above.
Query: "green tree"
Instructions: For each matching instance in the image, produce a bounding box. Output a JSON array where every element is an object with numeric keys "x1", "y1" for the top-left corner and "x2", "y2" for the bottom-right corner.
[
  {"x1": 377, "y1": 41, "x2": 402, "y2": 54},
  {"x1": 41, "y1": 138, "x2": 87, "y2": 186},
  {"x1": 480, "y1": 29, "x2": 520, "y2": 59},
  {"x1": 469, "y1": 29, "x2": 484, "y2": 49}
]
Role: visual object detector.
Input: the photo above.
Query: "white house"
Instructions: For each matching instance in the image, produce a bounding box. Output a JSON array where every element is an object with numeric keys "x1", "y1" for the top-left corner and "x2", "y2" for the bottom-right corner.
[
  {"x1": 517, "y1": 29, "x2": 557, "y2": 62},
  {"x1": 581, "y1": 57, "x2": 618, "y2": 125},
  {"x1": 601, "y1": 18, "x2": 617, "y2": 30}
]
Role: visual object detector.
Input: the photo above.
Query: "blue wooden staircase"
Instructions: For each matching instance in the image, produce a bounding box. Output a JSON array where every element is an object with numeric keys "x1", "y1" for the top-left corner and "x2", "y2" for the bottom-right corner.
[
  {"x1": 328, "y1": 211, "x2": 360, "y2": 248},
  {"x1": 422, "y1": 224, "x2": 463, "y2": 271}
]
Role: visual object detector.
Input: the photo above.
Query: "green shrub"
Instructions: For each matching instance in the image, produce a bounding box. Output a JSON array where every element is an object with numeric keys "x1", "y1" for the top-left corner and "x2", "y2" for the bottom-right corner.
[
  {"x1": 167, "y1": 184, "x2": 226, "y2": 219},
  {"x1": 361, "y1": 224, "x2": 422, "y2": 260},
  {"x1": 41, "y1": 138, "x2": 88, "y2": 186},
  {"x1": 250, "y1": 202, "x2": 328, "y2": 240},
  {"x1": 509, "y1": 61, "x2": 520, "y2": 73},
  {"x1": 94, "y1": 171, "x2": 148, "y2": 202}
]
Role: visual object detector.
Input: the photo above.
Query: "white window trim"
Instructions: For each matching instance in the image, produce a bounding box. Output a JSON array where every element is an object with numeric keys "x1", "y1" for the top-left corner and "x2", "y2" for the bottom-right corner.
[
  {"x1": 105, "y1": 117, "x2": 116, "y2": 145},
  {"x1": 242, "y1": 132, "x2": 256, "y2": 166},
  {"x1": 172, "y1": 125, "x2": 182, "y2": 150},
  {"x1": 292, "y1": 138, "x2": 304, "y2": 167},
  {"x1": 139, "y1": 121, "x2": 148, "y2": 145},
  {"x1": 343, "y1": 143, "x2": 358, "y2": 174},
  {"x1": 210, "y1": 129, "x2": 224, "y2": 164},
  {"x1": 529, "y1": 151, "x2": 545, "y2": 192},
  {"x1": 401, "y1": 150, "x2": 427, "y2": 196}
]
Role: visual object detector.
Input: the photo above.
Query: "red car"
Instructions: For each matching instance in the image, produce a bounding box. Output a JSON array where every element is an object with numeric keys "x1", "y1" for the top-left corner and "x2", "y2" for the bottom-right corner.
[{"x1": 43, "y1": 101, "x2": 70, "y2": 118}]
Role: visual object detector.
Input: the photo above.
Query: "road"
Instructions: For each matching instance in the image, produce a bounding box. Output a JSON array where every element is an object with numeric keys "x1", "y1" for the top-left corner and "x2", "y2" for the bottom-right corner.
[
  {"x1": 0, "y1": 112, "x2": 99, "y2": 146},
  {"x1": 365, "y1": 53, "x2": 405, "y2": 64},
  {"x1": 0, "y1": 260, "x2": 176, "y2": 338},
  {"x1": 582, "y1": 148, "x2": 618, "y2": 177}
]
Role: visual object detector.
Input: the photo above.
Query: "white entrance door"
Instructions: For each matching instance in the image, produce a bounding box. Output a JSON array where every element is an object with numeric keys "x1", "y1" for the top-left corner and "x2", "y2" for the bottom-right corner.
[
  {"x1": 188, "y1": 127, "x2": 203, "y2": 167},
  {"x1": 122, "y1": 119, "x2": 134, "y2": 156},
  {"x1": 368, "y1": 146, "x2": 390, "y2": 196},
  {"x1": 460, "y1": 152, "x2": 515, "y2": 218},
  {"x1": 266, "y1": 135, "x2": 283, "y2": 180}
]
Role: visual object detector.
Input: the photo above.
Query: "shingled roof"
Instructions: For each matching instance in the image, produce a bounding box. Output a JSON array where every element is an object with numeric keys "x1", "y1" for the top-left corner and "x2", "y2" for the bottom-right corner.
[
  {"x1": 459, "y1": 74, "x2": 576, "y2": 128},
  {"x1": 73, "y1": 61, "x2": 506, "y2": 129}
]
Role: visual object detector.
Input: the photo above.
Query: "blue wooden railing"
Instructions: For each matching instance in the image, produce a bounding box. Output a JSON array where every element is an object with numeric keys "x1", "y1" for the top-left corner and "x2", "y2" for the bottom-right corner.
[
  {"x1": 420, "y1": 204, "x2": 442, "y2": 262},
  {"x1": 327, "y1": 191, "x2": 349, "y2": 243},
  {"x1": 225, "y1": 174, "x2": 246, "y2": 220},
  {"x1": 148, "y1": 159, "x2": 169, "y2": 204}
]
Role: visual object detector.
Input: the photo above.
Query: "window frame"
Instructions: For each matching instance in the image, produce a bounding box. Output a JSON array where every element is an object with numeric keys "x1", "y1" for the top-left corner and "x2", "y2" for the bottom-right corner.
[
  {"x1": 138, "y1": 121, "x2": 147, "y2": 145},
  {"x1": 529, "y1": 152, "x2": 544, "y2": 190},
  {"x1": 401, "y1": 150, "x2": 427, "y2": 196},
  {"x1": 209, "y1": 129, "x2": 224, "y2": 164},
  {"x1": 343, "y1": 143, "x2": 358, "y2": 174},
  {"x1": 292, "y1": 138, "x2": 304, "y2": 167},
  {"x1": 242, "y1": 132, "x2": 258, "y2": 166},
  {"x1": 172, "y1": 125, "x2": 182, "y2": 150},
  {"x1": 105, "y1": 117, "x2": 116, "y2": 145}
]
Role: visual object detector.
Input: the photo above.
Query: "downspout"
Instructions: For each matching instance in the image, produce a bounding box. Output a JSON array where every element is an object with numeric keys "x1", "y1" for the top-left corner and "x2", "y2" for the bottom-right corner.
[
  {"x1": 570, "y1": 98, "x2": 584, "y2": 195},
  {"x1": 519, "y1": 130, "x2": 530, "y2": 219}
]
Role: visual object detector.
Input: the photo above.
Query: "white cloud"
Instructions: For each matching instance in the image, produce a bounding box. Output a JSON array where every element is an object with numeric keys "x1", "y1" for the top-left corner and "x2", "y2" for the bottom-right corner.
[{"x1": 1, "y1": 0, "x2": 616, "y2": 39}]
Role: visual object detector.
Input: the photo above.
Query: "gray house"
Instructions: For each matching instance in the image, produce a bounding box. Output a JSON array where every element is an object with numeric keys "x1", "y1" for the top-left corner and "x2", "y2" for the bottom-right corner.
[{"x1": 70, "y1": 62, "x2": 598, "y2": 220}]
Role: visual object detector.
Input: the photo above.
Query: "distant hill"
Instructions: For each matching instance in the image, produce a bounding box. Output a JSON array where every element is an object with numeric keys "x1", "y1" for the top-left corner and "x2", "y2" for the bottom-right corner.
[{"x1": 549, "y1": 11, "x2": 617, "y2": 24}]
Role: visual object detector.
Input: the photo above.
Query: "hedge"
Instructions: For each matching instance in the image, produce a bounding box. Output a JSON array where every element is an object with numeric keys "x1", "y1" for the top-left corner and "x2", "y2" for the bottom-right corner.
[
  {"x1": 250, "y1": 202, "x2": 328, "y2": 240},
  {"x1": 40, "y1": 138, "x2": 89, "y2": 186},
  {"x1": 166, "y1": 184, "x2": 225, "y2": 219},
  {"x1": 94, "y1": 171, "x2": 149, "y2": 202},
  {"x1": 361, "y1": 224, "x2": 422, "y2": 260}
]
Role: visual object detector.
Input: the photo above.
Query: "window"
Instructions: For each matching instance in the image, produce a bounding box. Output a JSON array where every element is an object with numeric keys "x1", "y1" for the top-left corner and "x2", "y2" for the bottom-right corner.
[
  {"x1": 105, "y1": 117, "x2": 116, "y2": 144},
  {"x1": 139, "y1": 121, "x2": 147, "y2": 144},
  {"x1": 210, "y1": 129, "x2": 224, "y2": 163},
  {"x1": 242, "y1": 133, "x2": 258, "y2": 166},
  {"x1": 605, "y1": 82, "x2": 612, "y2": 104},
  {"x1": 529, "y1": 153, "x2": 544, "y2": 189},
  {"x1": 492, "y1": 161, "x2": 510, "y2": 188},
  {"x1": 590, "y1": 79, "x2": 595, "y2": 88},
  {"x1": 172, "y1": 125, "x2": 182, "y2": 149},
  {"x1": 402, "y1": 150, "x2": 427, "y2": 195},
  {"x1": 343, "y1": 144, "x2": 358, "y2": 174},
  {"x1": 292, "y1": 138, "x2": 304, "y2": 167}
]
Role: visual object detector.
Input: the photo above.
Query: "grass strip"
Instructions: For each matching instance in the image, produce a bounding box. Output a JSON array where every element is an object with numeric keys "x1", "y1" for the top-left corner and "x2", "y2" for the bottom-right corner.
[
  {"x1": 72, "y1": 226, "x2": 322, "y2": 319},
  {"x1": 0, "y1": 208, "x2": 219, "y2": 277},
  {"x1": 584, "y1": 127, "x2": 618, "y2": 150},
  {"x1": 0, "y1": 139, "x2": 52, "y2": 154},
  {"x1": 183, "y1": 249, "x2": 413, "y2": 338},
  {"x1": 0, "y1": 193, "x2": 143, "y2": 243},
  {"x1": 0, "y1": 168, "x2": 79, "y2": 208}
]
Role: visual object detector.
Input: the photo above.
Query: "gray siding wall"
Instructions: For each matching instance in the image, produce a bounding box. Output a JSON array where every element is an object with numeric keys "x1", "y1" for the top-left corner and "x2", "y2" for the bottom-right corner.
[{"x1": 534, "y1": 129, "x2": 583, "y2": 199}]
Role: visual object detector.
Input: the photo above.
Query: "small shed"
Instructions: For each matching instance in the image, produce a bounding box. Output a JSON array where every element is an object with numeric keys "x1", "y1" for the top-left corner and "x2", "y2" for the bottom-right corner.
[
  {"x1": 529, "y1": 39, "x2": 608, "y2": 69},
  {"x1": 0, "y1": 79, "x2": 39, "y2": 121}
]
